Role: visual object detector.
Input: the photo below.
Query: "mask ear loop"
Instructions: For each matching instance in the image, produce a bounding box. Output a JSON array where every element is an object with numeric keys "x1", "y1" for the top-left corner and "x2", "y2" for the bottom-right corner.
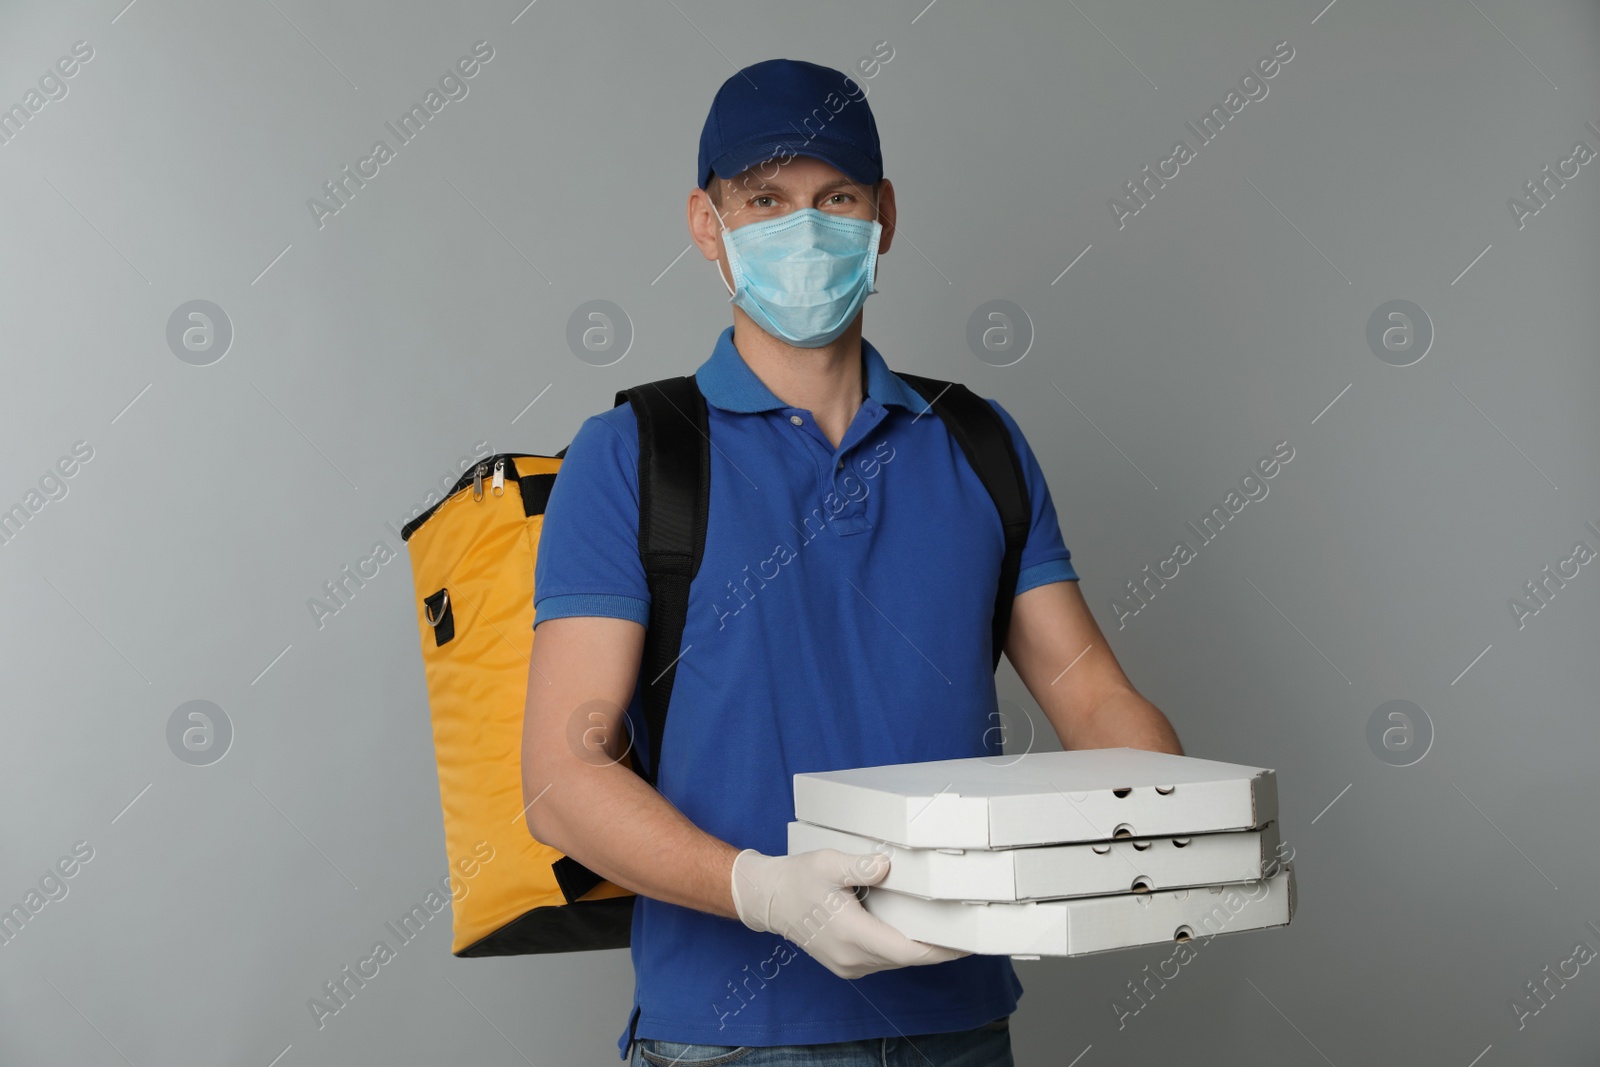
[
  {"x1": 864, "y1": 188, "x2": 882, "y2": 297},
  {"x1": 709, "y1": 194, "x2": 737, "y2": 300}
]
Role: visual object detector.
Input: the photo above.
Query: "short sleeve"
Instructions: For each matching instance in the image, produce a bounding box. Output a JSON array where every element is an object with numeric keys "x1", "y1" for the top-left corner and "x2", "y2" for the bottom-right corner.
[
  {"x1": 986, "y1": 398, "x2": 1079, "y2": 594},
  {"x1": 531, "y1": 407, "x2": 651, "y2": 628}
]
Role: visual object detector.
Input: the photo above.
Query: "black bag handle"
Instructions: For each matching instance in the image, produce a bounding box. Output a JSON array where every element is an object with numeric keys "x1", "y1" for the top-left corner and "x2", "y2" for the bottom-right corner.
[
  {"x1": 547, "y1": 380, "x2": 707, "y2": 904},
  {"x1": 893, "y1": 373, "x2": 1031, "y2": 673},
  {"x1": 612, "y1": 376, "x2": 710, "y2": 789}
]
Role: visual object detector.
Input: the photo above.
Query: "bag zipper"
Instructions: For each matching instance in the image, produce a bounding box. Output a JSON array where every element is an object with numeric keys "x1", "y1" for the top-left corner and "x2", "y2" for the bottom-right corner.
[{"x1": 401, "y1": 451, "x2": 556, "y2": 540}]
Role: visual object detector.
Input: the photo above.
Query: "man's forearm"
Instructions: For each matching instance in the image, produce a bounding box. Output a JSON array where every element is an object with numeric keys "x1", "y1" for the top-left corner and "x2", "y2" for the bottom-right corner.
[
  {"x1": 526, "y1": 756, "x2": 741, "y2": 921},
  {"x1": 1063, "y1": 688, "x2": 1184, "y2": 754}
]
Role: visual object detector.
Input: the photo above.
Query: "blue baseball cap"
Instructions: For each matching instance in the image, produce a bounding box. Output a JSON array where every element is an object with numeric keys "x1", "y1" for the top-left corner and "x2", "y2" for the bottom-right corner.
[{"x1": 698, "y1": 58, "x2": 883, "y2": 192}]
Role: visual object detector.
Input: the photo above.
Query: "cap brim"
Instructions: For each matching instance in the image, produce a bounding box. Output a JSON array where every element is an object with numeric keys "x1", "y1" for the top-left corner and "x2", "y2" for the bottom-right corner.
[{"x1": 705, "y1": 135, "x2": 881, "y2": 191}]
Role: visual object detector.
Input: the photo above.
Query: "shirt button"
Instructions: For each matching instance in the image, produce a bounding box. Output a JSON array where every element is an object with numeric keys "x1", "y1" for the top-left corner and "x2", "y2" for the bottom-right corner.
[
  {"x1": 836, "y1": 459, "x2": 844, "y2": 470},
  {"x1": 789, "y1": 415, "x2": 803, "y2": 426}
]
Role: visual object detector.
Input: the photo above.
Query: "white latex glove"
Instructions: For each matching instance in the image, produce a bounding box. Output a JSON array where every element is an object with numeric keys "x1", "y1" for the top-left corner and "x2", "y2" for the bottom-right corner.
[{"x1": 730, "y1": 847, "x2": 971, "y2": 979}]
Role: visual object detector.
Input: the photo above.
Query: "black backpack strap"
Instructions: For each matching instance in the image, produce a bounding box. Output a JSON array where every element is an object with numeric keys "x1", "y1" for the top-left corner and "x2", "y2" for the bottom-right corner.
[
  {"x1": 894, "y1": 373, "x2": 1030, "y2": 672},
  {"x1": 612, "y1": 376, "x2": 710, "y2": 788}
]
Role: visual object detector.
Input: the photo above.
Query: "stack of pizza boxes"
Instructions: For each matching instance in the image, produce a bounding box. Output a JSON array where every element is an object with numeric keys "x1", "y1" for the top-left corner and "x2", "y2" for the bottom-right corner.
[{"x1": 787, "y1": 748, "x2": 1293, "y2": 959}]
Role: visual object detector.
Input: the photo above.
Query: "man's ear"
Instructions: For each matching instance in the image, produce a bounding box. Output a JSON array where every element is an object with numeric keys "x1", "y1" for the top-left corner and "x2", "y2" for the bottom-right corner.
[
  {"x1": 688, "y1": 187, "x2": 725, "y2": 262},
  {"x1": 876, "y1": 178, "x2": 897, "y2": 254}
]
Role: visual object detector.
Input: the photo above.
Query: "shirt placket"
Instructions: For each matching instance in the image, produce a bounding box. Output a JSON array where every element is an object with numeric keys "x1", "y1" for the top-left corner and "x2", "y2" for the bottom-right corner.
[{"x1": 780, "y1": 404, "x2": 886, "y2": 535}]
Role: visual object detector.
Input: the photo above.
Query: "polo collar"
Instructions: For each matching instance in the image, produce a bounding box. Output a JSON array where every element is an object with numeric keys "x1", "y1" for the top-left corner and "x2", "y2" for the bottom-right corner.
[{"x1": 693, "y1": 325, "x2": 926, "y2": 414}]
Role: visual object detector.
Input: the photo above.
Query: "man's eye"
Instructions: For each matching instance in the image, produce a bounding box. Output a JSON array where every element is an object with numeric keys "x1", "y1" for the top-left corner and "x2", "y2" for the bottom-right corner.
[{"x1": 753, "y1": 195, "x2": 776, "y2": 208}]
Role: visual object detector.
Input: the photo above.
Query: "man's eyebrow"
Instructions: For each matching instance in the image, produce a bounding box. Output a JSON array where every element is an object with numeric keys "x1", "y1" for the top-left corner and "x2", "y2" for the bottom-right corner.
[{"x1": 732, "y1": 177, "x2": 863, "y2": 195}]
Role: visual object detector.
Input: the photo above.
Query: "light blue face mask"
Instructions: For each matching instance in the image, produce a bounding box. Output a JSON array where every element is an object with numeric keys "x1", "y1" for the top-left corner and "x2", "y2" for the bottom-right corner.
[{"x1": 715, "y1": 205, "x2": 882, "y2": 348}]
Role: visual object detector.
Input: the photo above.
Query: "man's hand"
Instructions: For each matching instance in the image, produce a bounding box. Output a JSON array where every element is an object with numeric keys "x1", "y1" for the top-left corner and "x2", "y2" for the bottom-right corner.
[{"x1": 730, "y1": 847, "x2": 970, "y2": 979}]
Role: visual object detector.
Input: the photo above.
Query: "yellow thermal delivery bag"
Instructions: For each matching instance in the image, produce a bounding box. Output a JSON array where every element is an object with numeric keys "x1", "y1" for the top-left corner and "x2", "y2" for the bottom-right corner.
[
  {"x1": 399, "y1": 374, "x2": 718, "y2": 956},
  {"x1": 400, "y1": 450, "x2": 637, "y2": 956}
]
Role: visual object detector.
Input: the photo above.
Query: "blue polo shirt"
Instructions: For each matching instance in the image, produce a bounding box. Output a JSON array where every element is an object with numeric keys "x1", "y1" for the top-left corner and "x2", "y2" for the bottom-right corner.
[{"x1": 531, "y1": 325, "x2": 1078, "y2": 1059}]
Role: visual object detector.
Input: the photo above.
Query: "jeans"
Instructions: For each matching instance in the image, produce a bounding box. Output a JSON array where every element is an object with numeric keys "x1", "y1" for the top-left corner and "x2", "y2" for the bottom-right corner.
[{"x1": 630, "y1": 1015, "x2": 1013, "y2": 1066}]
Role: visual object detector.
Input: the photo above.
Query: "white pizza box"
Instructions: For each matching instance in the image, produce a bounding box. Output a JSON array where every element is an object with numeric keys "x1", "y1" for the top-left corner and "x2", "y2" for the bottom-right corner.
[
  {"x1": 792, "y1": 748, "x2": 1276, "y2": 849},
  {"x1": 861, "y1": 863, "x2": 1295, "y2": 957},
  {"x1": 787, "y1": 819, "x2": 1280, "y2": 901}
]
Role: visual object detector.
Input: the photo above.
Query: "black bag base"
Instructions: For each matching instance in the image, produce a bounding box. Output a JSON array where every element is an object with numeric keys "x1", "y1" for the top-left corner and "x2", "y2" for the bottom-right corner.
[{"x1": 455, "y1": 895, "x2": 635, "y2": 957}]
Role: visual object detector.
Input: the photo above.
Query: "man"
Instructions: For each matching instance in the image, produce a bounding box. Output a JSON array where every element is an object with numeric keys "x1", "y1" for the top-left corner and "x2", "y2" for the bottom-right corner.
[{"x1": 522, "y1": 57, "x2": 1182, "y2": 1066}]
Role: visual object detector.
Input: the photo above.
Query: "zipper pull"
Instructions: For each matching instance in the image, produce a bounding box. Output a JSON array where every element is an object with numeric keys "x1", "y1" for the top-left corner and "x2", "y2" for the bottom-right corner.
[
  {"x1": 491, "y1": 457, "x2": 506, "y2": 496},
  {"x1": 472, "y1": 462, "x2": 488, "y2": 500}
]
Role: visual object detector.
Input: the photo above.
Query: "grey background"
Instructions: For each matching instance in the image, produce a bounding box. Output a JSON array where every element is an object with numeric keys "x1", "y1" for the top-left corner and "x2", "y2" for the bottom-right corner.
[{"x1": 2, "y1": 0, "x2": 1597, "y2": 1064}]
